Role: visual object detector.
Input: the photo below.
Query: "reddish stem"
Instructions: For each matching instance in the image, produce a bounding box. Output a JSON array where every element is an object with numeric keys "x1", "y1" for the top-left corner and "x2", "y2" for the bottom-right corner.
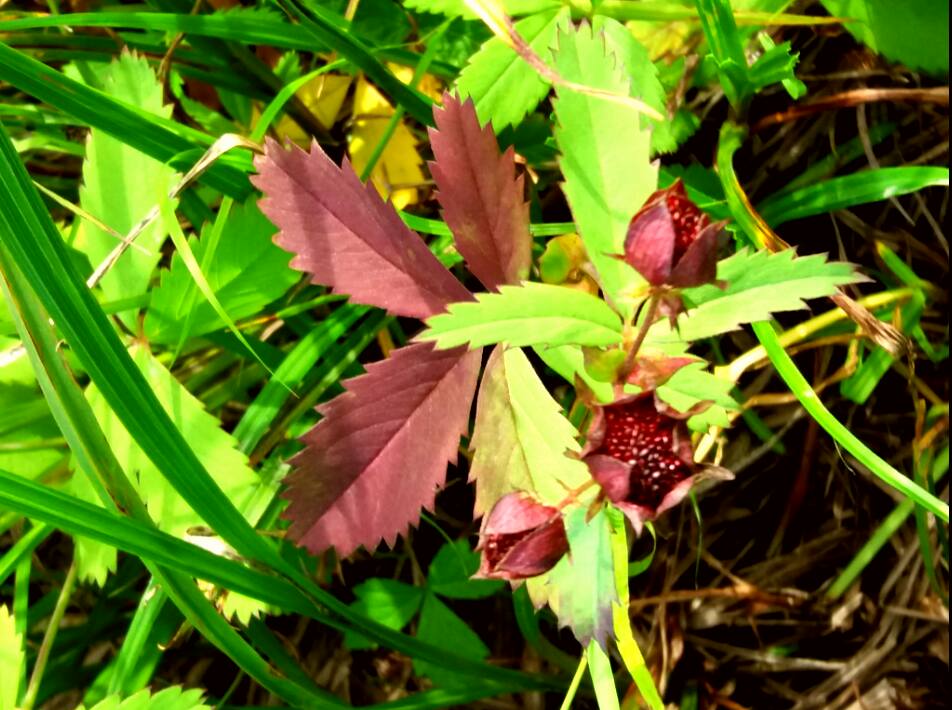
[{"x1": 620, "y1": 290, "x2": 661, "y2": 381}]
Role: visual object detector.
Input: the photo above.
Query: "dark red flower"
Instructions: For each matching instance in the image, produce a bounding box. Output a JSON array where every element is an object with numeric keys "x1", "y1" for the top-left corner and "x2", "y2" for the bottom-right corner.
[
  {"x1": 582, "y1": 393, "x2": 697, "y2": 533},
  {"x1": 622, "y1": 179, "x2": 722, "y2": 289},
  {"x1": 475, "y1": 493, "x2": 569, "y2": 581}
]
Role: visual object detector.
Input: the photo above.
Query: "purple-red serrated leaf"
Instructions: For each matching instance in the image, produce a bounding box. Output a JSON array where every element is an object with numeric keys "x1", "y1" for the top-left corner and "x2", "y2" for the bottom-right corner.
[
  {"x1": 283, "y1": 341, "x2": 481, "y2": 555},
  {"x1": 252, "y1": 138, "x2": 472, "y2": 319},
  {"x1": 429, "y1": 93, "x2": 531, "y2": 291}
]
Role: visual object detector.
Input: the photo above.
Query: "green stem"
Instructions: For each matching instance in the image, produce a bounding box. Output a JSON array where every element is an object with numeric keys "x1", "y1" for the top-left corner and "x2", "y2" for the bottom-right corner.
[
  {"x1": 23, "y1": 561, "x2": 78, "y2": 709},
  {"x1": 559, "y1": 654, "x2": 589, "y2": 710},
  {"x1": 753, "y1": 321, "x2": 948, "y2": 522},
  {"x1": 718, "y1": 121, "x2": 949, "y2": 524}
]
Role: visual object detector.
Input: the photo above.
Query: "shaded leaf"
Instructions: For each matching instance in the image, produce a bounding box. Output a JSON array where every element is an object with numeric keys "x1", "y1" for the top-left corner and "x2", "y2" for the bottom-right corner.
[
  {"x1": 144, "y1": 201, "x2": 298, "y2": 344},
  {"x1": 427, "y1": 539, "x2": 503, "y2": 599},
  {"x1": 419, "y1": 283, "x2": 625, "y2": 351},
  {"x1": 456, "y1": 10, "x2": 569, "y2": 130},
  {"x1": 414, "y1": 593, "x2": 490, "y2": 686},
  {"x1": 470, "y1": 345, "x2": 589, "y2": 514},
  {"x1": 526, "y1": 506, "x2": 616, "y2": 648},
  {"x1": 253, "y1": 138, "x2": 471, "y2": 320},
  {"x1": 343, "y1": 578, "x2": 425, "y2": 651},
  {"x1": 429, "y1": 94, "x2": 531, "y2": 290},
  {"x1": 0, "y1": 384, "x2": 61, "y2": 480},
  {"x1": 77, "y1": 51, "x2": 174, "y2": 330},
  {"x1": 553, "y1": 21, "x2": 658, "y2": 312},
  {"x1": 819, "y1": 0, "x2": 948, "y2": 77},
  {"x1": 283, "y1": 342, "x2": 481, "y2": 555},
  {"x1": 534, "y1": 344, "x2": 614, "y2": 404},
  {"x1": 676, "y1": 249, "x2": 866, "y2": 341}
]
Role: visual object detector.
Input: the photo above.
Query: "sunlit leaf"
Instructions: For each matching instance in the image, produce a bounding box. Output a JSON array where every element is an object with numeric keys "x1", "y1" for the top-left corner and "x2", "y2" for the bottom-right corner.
[
  {"x1": 553, "y1": 21, "x2": 657, "y2": 312},
  {"x1": 71, "y1": 347, "x2": 272, "y2": 587},
  {"x1": 77, "y1": 51, "x2": 175, "y2": 330},
  {"x1": 419, "y1": 283, "x2": 625, "y2": 350},
  {"x1": 470, "y1": 346, "x2": 589, "y2": 514},
  {"x1": 675, "y1": 249, "x2": 866, "y2": 341},
  {"x1": 456, "y1": 9, "x2": 568, "y2": 130},
  {"x1": 0, "y1": 605, "x2": 23, "y2": 710},
  {"x1": 144, "y1": 200, "x2": 298, "y2": 344},
  {"x1": 80, "y1": 686, "x2": 210, "y2": 710}
]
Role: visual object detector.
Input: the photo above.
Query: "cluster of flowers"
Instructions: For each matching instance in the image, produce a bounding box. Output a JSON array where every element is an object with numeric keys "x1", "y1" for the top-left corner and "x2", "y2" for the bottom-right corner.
[{"x1": 477, "y1": 181, "x2": 725, "y2": 581}]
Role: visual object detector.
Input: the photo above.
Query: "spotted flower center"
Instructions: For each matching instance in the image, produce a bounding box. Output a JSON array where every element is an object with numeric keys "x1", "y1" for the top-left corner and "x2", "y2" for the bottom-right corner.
[
  {"x1": 666, "y1": 192, "x2": 705, "y2": 261},
  {"x1": 598, "y1": 399, "x2": 692, "y2": 510},
  {"x1": 482, "y1": 532, "x2": 523, "y2": 569}
]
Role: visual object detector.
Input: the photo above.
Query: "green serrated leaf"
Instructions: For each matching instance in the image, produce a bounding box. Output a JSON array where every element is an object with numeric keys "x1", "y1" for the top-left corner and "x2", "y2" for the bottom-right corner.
[
  {"x1": 144, "y1": 201, "x2": 297, "y2": 344},
  {"x1": 534, "y1": 344, "x2": 614, "y2": 404},
  {"x1": 414, "y1": 593, "x2": 490, "y2": 686},
  {"x1": 80, "y1": 686, "x2": 210, "y2": 710},
  {"x1": 420, "y1": 283, "x2": 625, "y2": 350},
  {"x1": 656, "y1": 363, "x2": 738, "y2": 432},
  {"x1": 675, "y1": 249, "x2": 865, "y2": 341},
  {"x1": 71, "y1": 347, "x2": 272, "y2": 588},
  {"x1": 470, "y1": 346, "x2": 590, "y2": 514},
  {"x1": 526, "y1": 506, "x2": 616, "y2": 648},
  {"x1": 427, "y1": 540, "x2": 504, "y2": 600},
  {"x1": 553, "y1": 21, "x2": 657, "y2": 313},
  {"x1": 343, "y1": 578, "x2": 425, "y2": 651},
  {"x1": 591, "y1": 17, "x2": 679, "y2": 154},
  {"x1": 77, "y1": 52, "x2": 175, "y2": 330},
  {"x1": 456, "y1": 9, "x2": 568, "y2": 130}
]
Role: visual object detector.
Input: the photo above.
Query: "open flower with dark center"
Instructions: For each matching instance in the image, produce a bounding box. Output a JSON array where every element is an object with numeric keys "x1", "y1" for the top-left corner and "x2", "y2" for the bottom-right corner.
[
  {"x1": 475, "y1": 493, "x2": 569, "y2": 581},
  {"x1": 622, "y1": 179, "x2": 722, "y2": 290},
  {"x1": 582, "y1": 392, "x2": 697, "y2": 533}
]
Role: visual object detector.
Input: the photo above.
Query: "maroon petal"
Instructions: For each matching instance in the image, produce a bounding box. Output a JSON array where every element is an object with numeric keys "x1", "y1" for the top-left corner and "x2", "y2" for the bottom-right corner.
[
  {"x1": 584, "y1": 454, "x2": 632, "y2": 502},
  {"x1": 669, "y1": 221, "x2": 722, "y2": 288},
  {"x1": 622, "y1": 200, "x2": 676, "y2": 286},
  {"x1": 476, "y1": 493, "x2": 569, "y2": 581}
]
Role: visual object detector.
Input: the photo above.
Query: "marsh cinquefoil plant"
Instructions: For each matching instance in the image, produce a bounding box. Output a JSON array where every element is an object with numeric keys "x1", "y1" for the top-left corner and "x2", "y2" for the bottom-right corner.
[{"x1": 255, "y1": 80, "x2": 863, "y2": 649}]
